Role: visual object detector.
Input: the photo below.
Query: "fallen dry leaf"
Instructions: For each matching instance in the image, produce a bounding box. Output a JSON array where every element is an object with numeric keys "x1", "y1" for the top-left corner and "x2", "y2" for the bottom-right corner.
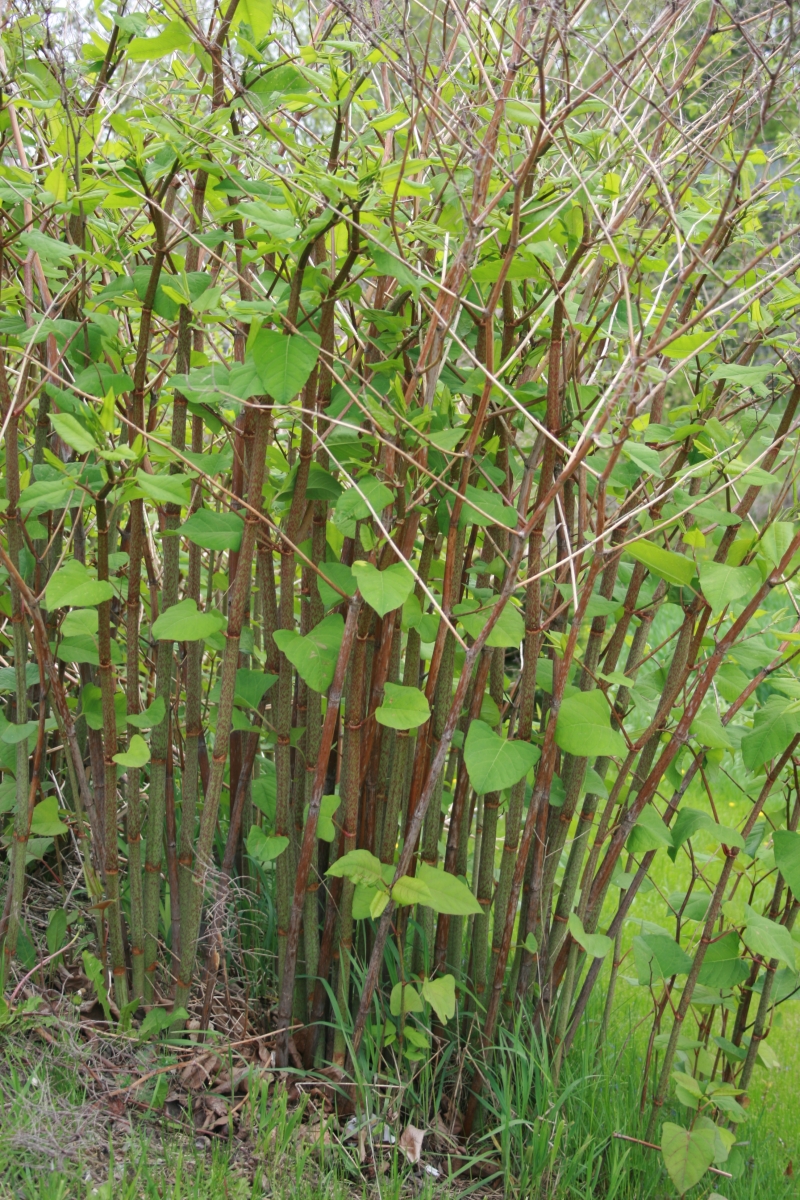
[
  {"x1": 180, "y1": 1052, "x2": 221, "y2": 1090},
  {"x1": 399, "y1": 1124, "x2": 425, "y2": 1165}
]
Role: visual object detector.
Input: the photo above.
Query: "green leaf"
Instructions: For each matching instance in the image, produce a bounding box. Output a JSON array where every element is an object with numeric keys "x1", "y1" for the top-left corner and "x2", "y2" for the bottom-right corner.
[
  {"x1": 555, "y1": 690, "x2": 626, "y2": 757},
  {"x1": 625, "y1": 540, "x2": 695, "y2": 586},
  {"x1": 455, "y1": 598, "x2": 524, "y2": 648},
  {"x1": 744, "y1": 906, "x2": 797, "y2": 966},
  {"x1": 234, "y1": 668, "x2": 276, "y2": 709},
  {"x1": 180, "y1": 509, "x2": 244, "y2": 552},
  {"x1": 690, "y1": 710, "x2": 733, "y2": 750},
  {"x1": 623, "y1": 441, "x2": 663, "y2": 477},
  {"x1": 568, "y1": 911, "x2": 612, "y2": 959},
  {"x1": 0, "y1": 720, "x2": 39, "y2": 745},
  {"x1": 326, "y1": 848, "x2": 385, "y2": 888},
  {"x1": 375, "y1": 683, "x2": 430, "y2": 730},
  {"x1": 459, "y1": 485, "x2": 517, "y2": 529},
  {"x1": 50, "y1": 413, "x2": 97, "y2": 454},
  {"x1": 332, "y1": 479, "x2": 394, "y2": 537},
  {"x1": 392, "y1": 875, "x2": 432, "y2": 906},
  {"x1": 428, "y1": 427, "x2": 467, "y2": 452},
  {"x1": 759, "y1": 521, "x2": 794, "y2": 568},
  {"x1": 62, "y1": 610, "x2": 98, "y2": 639},
  {"x1": 252, "y1": 330, "x2": 321, "y2": 404},
  {"x1": 152, "y1": 599, "x2": 226, "y2": 642},
  {"x1": 661, "y1": 1123, "x2": 717, "y2": 1194},
  {"x1": 113, "y1": 735, "x2": 150, "y2": 769},
  {"x1": 741, "y1": 697, "x2": 800, "y2": 770},
  {"x1": 317, "y1": 562, "x2": 356, "y2": 610},
  {"x1": 19, "y1": 478, "x2": 76, "y2": 516},
  {"x1": 698, "y1": 932, "x2": 747, "y2": 989},
  {"x1": 127, "y1": 696, "x2": 166, "y2": 729},
  {"x1": 627, "y1": 806, "x2": 673, "y2": 854},
  {"x1": 421, "y1": 974, "x2": 456, "y2": 1022},
  {"x1": 640, "y1": 932, "x2": 693, "y2": 977},
  {"x1": 305, "y1": 462, "x2": 343, "y2": 502},
  {"x1": 463, "y1": 720, "x2": 538, "y2": 793},
  {"x1": 82, "y1": 951, "x2": 111, "y2": 1024},
  {"x1": 668, "y1": 808, "x2": 744, "y2": 860},
  {"x1": 246, "y1": 827, "x2": 289, "y2": 864},
  {"x1": 136, "y1": 471, "x2": 191, "y2": 507},
  {"x1": 708, "y1": 362, "x2": 778, "y2": 396},
  {"x1": 773, "y1": 830, "x2": 800, "y2": 899},
  {"x1": 351, "y1": 561, "x2": 415, "y2": 617},
  {"x1": 505, "y1": 99, "x2": 540, "y2": 125},
  {"x1": 273, "y1": 614, "x2": 344, "y2": 693},
  {"x1": 127, "y1": 19, "x2": 193, "y2": 60},
  {"x1": 308, "y1": 794, "x2": 340, "y2": 842},
  {"x1": 662, "y1": 330, "x2": 718, "y2": 358},
  {"x1": 698, "y1": 562, "x2": 761, "y2": 612},
  {"x1": 238, "y1": 0, "x2": 273, "y2": 40},
  {"x1": 30, "y1": 795, "x2": 68, "y2": 837},
  {"x1": 418, "y1": 863, "x2": 481, "y2": 915},
  {"x1": 138, "y1": 1005, "x2": 189, "y2": 1040},
  {"x1": 46, "y1": 908, "x2": 67, "y2": 956},
  {"x1": 390, "y1": 982, "x2": 423, "y2": 1016},
  {"x1": 46, "y1": 560, "x2": 114, "y2": 609}
]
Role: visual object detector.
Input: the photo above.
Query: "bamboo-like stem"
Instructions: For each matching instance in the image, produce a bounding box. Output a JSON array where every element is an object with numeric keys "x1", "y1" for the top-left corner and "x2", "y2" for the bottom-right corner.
[
  {"x1": 174, "y1": 407, "x2": 269, "y2": 1010},
  {"x1": 332, "y1": 605, "x2": 370, "y2": 1063},
  {"x1": 1, "y1": 410, "x2": 30, "y2": 968},
  {"x1": 96, "y1": 491, "x2": 129, "y2": 1009},
  {"x1": 127, "y1": 208, "x2": 171, "y2": 1001}
]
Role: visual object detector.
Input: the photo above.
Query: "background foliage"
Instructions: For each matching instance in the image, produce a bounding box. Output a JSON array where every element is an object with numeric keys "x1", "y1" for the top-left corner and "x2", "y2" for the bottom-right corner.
[{"x1": 2, "y1": 0, "x2": 800, "y2": 1192}]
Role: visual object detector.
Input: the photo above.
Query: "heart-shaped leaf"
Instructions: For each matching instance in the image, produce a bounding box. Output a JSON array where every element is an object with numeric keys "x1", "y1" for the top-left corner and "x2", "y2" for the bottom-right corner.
[
  {"x1": 30, "y1": 795, "x2": 69, "y2": 837},
  {"x1": 326, "y1": 848, "x2": 385, "y2": 888},
  {"x1": 317, "y1": 562, "x2": 356, "y2": 610},
  {"x1": 332, "y1": 479, "x2": 394, "y2": 537},
  {"x1": 421, "y1": 974, "x2": 456, "y2": 1022},
  {"x1": 46, "y1": 560, "x2": 114, "y2": 609},
  {"x1": 463, "y1": 720, "x2": 538, "y2": 793},
  {"x1": 455, "y1": 598, "x2": 524, "y2": 648},
  {"x1": 246, "y1": 827, "x2": 290, "y2": 864},
  {"x1": 556, "y1": 690, "x2": 626, "y2": 758},
  {"x1": 152, "y1": 599, "x2": 226, "y2": 642},
  {"x1": 391, "y1": 875, "x2": 432, "y2": 906},
  {"x1": 375, "y1": 683, "x2": 430, "y2": 730},
  {"x1": 661, "y1": 1122, "x2": 716, "y2": 1194},
  {"x1": 1, "y1": 720, "x2": 40, "y2": 745},
  {"x1": 744, "y1": 906, "x2": 797, "y2": 965},
  {"x1": 418, "y1": 863, "x2": 481, "y2": 915},
  {"x1": 390, "y1": 982, "x2": 423, "y2": 1016},
  {"x1": 303, "y1": 794, "x2": 340, "y2": 842},
  {"x1": 252, "y1": 330, "x2": 321, "y2": 404},
  {"x1": 273, "y1": 614, "x2": 344, "y2": 693},
  {"x1": 568, "y1": 911, "x2": 612, "y2": 959},
  {"x1": 180, "y1": 509, "x2": 244, "y2": 552},
  {"x1": 127, "y1": 696, "x2": 166, "y2": 730},
  {"x1": 113, "y1": 734, "x2": 150, "y2": 769},
  {"x1": 351, "y1": 561, "x2": 416, "y2": 617},
  {"x1": 234, "y1": 668, "x2": 277, "y2": 710},
  {"x1": 699, "y1": 562, "x2": 761, "y2": 612}
]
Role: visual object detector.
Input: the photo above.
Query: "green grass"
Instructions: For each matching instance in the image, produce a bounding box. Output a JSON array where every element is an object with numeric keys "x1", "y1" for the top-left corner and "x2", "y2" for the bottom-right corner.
[{"x1": 1, "y1": 1002, "x2": 798, "y2": 1200}]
